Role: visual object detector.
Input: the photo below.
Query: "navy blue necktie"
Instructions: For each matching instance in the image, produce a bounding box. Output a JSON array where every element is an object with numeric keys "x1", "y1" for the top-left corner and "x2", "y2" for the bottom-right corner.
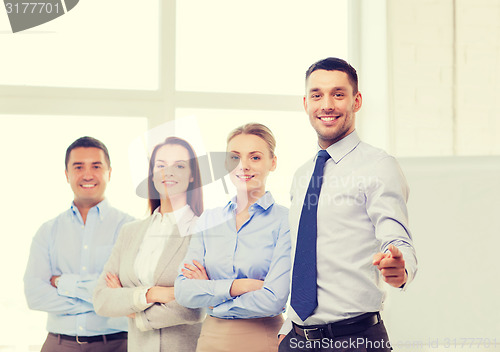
[{"x1": 291, "y1": 149, "x2": 331, "y2": 321}]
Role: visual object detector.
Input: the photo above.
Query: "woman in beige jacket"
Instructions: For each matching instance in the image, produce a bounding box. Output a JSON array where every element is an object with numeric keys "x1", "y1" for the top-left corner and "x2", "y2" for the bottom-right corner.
[{"x1": 93, "y1": 137, "x2": 205, "y2": 351}]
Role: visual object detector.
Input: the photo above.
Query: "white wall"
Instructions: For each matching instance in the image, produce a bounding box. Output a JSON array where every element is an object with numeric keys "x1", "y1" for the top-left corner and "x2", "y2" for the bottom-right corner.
[
  {"x1": 380, "y1": 1, "x2": 500, "y2": 349},
  {"x1": 386, "y1": 0, "x2": 500, "y2": 156},
  {"x1": 384, "y1": 156, "x2": 500, "y2": 351}
]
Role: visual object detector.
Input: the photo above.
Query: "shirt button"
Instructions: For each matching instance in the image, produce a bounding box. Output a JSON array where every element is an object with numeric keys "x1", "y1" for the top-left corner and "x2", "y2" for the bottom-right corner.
[
  {"x1": 79, "y1": 326, "x2": 83, "y2": 331},
  {"x1": 81, "y1": 225, "x2": 84, "y2": 229},
  {"x1": 83, "y1": 245, "x2": 88, "y2": 250},
  {"x1": 82, "y1": 266, "x2": 87, "y2": 271}
]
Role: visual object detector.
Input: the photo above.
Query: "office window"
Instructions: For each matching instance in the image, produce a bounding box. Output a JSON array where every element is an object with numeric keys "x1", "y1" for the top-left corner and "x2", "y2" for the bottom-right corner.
[
  {"x1": 176, "y1": 0, "x2": 349, "y2": 95},
  {"x1": 0, "y1": 0, "x2": 160, "y2": 90}
]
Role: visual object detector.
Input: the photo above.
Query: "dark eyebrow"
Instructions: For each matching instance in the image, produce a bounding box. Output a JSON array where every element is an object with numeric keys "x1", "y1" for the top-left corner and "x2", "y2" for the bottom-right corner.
[
  {"x1": 72, "y1": 161, "x2": 103, "y2": 165},
  {"x1": 229, "y1": 151, "x2": 241, "y2": 155},
  {"x1": 308, "y1": 88, "x2": 321, "y2": 93}
]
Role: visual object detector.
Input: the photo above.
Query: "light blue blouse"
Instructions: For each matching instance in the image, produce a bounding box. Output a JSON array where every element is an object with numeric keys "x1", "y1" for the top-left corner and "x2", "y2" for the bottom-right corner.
[{"x1": 174, "y1": 192, "x2": 291, "y2": 319}]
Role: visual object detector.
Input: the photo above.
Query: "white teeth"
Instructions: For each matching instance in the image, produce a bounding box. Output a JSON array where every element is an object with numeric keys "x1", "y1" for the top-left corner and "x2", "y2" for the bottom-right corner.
[
  {"x1": 81, "y1": 184, "x2": 95, "y2": 188},
  {"x1": 237, "y1": 175, "x2": 253, "y2": 180},
  {"x1": 321, "y1": 116, "x2": 338, "y2": 121}
]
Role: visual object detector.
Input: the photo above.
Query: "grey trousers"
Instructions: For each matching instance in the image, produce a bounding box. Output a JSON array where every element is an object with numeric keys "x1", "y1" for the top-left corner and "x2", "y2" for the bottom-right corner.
[{"x1": 40, "y1": 333, "x2": 127, "y2": 352}]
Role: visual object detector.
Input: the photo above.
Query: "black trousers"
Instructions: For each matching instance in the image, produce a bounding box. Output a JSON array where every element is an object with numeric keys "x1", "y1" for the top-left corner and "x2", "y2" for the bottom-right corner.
[{"x1": 278, "y1": 321, "x2": 392, "y2": 352}]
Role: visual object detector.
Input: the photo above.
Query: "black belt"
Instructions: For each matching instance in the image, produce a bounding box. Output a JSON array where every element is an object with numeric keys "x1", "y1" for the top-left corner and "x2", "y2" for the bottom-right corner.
[
  {"x1": 293, "y1": 312, "x2": 381, "y2": 341},
  {"x1": 50, "y1": 332, "x2": 127, "y2": 344}
]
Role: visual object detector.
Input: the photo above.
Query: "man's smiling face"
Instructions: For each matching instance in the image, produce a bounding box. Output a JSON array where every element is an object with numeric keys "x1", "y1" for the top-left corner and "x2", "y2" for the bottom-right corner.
[
  {"x1": 65, "y1": 147, "x2": 111, "y2": 208},
  {"x1": 304, "y1": 69, "x2": 362, "y2": 149}
]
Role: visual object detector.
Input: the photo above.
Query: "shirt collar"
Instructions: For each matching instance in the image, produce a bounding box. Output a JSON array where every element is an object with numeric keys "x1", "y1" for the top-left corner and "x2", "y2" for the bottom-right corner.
[
  {"x1": 152, "y1": 204, "x2": 190, "y2": 223},
  {"x1": 224, "y1": 191, "x2": 275, "y2": 213},
  {"x1": 70, "y1": 199, "x2": 108, "y2": 220},
  {"x1": 317, "y1": 130, "x2": 361, "y2": 164}
]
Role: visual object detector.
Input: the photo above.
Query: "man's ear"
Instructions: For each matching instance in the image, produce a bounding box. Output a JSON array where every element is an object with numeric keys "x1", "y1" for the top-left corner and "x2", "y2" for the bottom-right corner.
[
  {"x1": 108, "y1": 167, "x2": 112, "y2": 181},
  {"x1": 65, "y1": 169, "x2": 69, "y2": 183},
  {"x1": 353, "y1": 92, "x2": 362, "y2": 112}
]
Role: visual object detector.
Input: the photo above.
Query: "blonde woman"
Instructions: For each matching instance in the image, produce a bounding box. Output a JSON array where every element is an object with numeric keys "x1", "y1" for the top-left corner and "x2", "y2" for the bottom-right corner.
[
  {"x1": 94, "y1": 137, "x2": 205, "y2": 351},
  {"x1": 175, "y1": 123, "x2": 291, "y2": 352}
]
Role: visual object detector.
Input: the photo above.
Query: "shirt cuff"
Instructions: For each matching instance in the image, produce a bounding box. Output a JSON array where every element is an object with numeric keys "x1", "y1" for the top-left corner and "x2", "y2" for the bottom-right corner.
[
  {"x1": 133, "y1": 287, "x2": 154, "y2": 311},
  {"x1": 134, "y1": 311, "x2": 150, "y2": 332},
  {"x1": 57, "y1": 274, "x2": 78, "y2": 298},
  {"x1": 208, "y1": 279, "x2": 235, "y2": 316},
  {"x1": 213, "y1": 279, "x2": 234, "y2": 303},
  {"x1": 399, "y1": 247, "x2": 417, "y2": 291}
]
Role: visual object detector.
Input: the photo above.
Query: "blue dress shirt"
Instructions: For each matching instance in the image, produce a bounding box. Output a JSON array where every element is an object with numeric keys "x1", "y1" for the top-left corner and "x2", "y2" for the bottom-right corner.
[
  {"x1": 24, "y1": 199, "x2": 134, "y2": 336},
  {"x1": 174, "y1": 192, "x2": 291, "y2": 319}
]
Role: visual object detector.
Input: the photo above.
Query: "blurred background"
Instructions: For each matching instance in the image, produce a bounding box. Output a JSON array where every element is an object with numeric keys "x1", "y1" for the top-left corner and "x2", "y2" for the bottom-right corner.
[{"x1": 0, "y1": 0, "x2": 499, "y2": 350}]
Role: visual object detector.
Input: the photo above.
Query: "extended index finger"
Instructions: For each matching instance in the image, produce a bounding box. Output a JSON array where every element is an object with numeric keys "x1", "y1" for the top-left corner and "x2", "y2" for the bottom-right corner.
[{"x1": 388, "y1": 244, "x2": 403, "y2": 259}]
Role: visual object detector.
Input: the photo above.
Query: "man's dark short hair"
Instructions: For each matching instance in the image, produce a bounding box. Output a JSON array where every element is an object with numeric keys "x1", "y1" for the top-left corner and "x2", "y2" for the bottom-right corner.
[
  {"x1": 65, "y1": 136, "x2": 111, "y2": 170},
  {"x1": 305, "y1": 57, "x2": 359, "y2": 94}
]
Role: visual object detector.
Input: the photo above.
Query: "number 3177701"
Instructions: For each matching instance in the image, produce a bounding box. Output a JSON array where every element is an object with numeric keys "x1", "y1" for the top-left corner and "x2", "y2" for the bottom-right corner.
[{"x1": 5, "y1": 2, "x2": 62, "y2": 14}]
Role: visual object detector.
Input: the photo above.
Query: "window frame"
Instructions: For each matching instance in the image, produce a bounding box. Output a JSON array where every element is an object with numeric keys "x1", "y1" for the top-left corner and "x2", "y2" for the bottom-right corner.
[{"x1": 0, "y1": 0, "x2": 359, "y2": 130}]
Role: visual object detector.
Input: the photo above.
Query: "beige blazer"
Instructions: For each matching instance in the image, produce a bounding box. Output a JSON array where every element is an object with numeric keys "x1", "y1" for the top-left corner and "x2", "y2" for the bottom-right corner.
[{"x1": 93, "y1": 207, "x2": 204, "y2": 352}]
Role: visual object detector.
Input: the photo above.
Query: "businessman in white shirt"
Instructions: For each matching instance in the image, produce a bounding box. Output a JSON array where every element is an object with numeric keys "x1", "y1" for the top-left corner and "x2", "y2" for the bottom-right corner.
[{"x1": 278, "y1": 58, "x2": 417, "y2": 352}]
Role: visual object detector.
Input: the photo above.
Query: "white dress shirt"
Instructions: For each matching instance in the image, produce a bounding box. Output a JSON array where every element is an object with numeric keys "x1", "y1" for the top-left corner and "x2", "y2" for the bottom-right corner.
[
  {"x1": 135, "y1": 205, "x2": 190, "y2": 286},
  {"x1": 132, "y1": 205, "x2": 191, "y2": 317},
  {"x1": 280, "y1": 131, "x2": 417, "y2": 334}
]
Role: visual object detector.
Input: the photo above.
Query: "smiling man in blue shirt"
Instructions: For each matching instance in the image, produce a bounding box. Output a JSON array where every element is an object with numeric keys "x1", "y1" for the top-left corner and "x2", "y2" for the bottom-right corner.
[{"x1": 24, "y1": 136, "x2": 133, "y2": 352}]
